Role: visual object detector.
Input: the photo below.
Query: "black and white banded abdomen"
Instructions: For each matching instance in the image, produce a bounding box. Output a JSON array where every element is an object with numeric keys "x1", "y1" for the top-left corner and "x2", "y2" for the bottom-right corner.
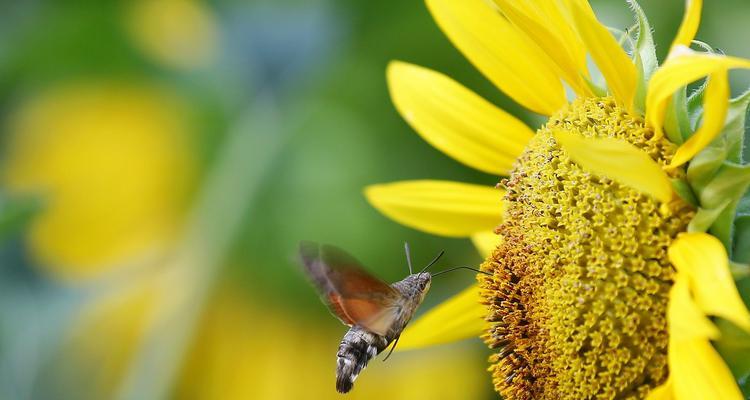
[{"x1": 335, "y1": 327, "x2": 389, "y2": 393}]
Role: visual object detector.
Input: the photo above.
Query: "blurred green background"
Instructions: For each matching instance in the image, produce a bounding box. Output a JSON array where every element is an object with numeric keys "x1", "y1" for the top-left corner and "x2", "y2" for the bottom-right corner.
[{"x1": 0, "y1": 0, "x2": 748, "y2": 399}]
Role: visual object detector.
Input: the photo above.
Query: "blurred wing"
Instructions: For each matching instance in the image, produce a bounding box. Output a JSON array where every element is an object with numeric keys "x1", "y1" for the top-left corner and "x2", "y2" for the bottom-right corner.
[{"x1": 298, "y1": 241, "x2": 402, "y2": 335}]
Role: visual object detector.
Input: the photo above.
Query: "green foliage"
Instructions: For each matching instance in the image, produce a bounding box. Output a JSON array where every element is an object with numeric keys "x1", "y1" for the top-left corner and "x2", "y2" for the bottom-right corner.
[{"x1": 0, "y1": 194, "x2": 40, "y2": 243}]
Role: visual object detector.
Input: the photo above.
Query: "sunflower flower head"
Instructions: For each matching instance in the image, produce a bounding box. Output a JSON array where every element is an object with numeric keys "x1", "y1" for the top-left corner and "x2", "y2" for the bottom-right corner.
[
  {"x1": 366, "y1": 0, "x2": 750, "y2": 399},
  {"x1": 481, "y1": 96, "x2": 694, "y2": 399}
]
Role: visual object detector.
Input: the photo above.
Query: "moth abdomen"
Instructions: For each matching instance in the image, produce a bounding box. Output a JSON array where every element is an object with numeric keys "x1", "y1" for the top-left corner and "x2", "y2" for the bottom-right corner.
[{"x1": 335, "y1": 327, "x2": 389, "y2": 393}]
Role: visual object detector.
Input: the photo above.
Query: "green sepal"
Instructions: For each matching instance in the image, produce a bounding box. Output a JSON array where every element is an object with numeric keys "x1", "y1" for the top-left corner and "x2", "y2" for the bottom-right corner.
[
  {"x1": 583, "y1": 74, "x2": 608, "y2": 98},
  {"x1": 710, "y1": 198, "x2": 741, "y2": 250},
  {"x1": 686, "y1": 89, "x2": 750, "y2": 195},
  {"x1": 628, "y1": 0, "x2": 657, "y2": 115},
  {"x1": 687, "y1": 136, "x2": 728, "y2": 194},
  {"x1": 664, "y1": 87, "x2": 690, "y2": 145},
  {"x1": 687, "y1": 80, "x2": 708, "y2": 128},
  {"x1": 699, "y1": 162, "x2": 750, "y2": 250},
  {"x1": 699, "y1": 162, "x2": 750, "y2": 210},
  {"x1": 671, "y1": 178, "x2": 698, "y2": 207},
  {"x1": 633, "y1": 54, "x2": 647, "y2": 116},
  {"x1": 688, "y1": 201, "x2": 730, "y2": 233},
  {"x1": 723, "y1": 89, "x2": 750, "y2": 164}
]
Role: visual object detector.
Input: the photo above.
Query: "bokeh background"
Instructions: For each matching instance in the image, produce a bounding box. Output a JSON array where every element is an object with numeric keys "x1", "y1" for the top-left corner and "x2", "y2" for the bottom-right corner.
[{"x1": 1, "y1": 1, "x2": 749, "y2": 399}]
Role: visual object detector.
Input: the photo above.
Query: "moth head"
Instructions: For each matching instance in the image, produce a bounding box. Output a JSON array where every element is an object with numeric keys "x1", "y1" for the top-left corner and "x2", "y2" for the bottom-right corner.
[{"x1": 404, "y1": 272, "x2": 432, "y2": 300}]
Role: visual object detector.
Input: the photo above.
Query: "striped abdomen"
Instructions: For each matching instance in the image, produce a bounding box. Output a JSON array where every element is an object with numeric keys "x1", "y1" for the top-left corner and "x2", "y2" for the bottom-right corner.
[{"x1": 336, "y1": 327, "x2": 390, "y2": 393}]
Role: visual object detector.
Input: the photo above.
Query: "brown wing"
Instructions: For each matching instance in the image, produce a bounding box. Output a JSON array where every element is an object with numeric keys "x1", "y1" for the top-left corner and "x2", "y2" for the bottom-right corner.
[{"x1": 298, "y1": 241, "x2": 402, "y2": 335}]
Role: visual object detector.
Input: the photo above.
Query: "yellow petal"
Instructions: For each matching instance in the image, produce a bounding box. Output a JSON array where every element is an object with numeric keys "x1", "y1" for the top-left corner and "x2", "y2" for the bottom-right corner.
[
  {"x1": 387, "y1": 61, "x2": 533, "y2": 175},
  {"x1": 647, "y1": 378, "x2": 674, "y2": 400},
  {"x1": 646, "y1": 49, "x2": 750, "y2": 138},
  {"x1": 537, "y1": 0, "x2": 590, "y2": 73},
  {"x1": 670, "y1": 338, "x2": 744, "y2": 400},
  {"x1": 426, "y1": 0, "x2": 566, "y2": 115},
  {"x1": 669, "y1": 233, "x2": 750, "y2": 332},
  {"x1": 492, "y1": 0, "x2": 591, "y2": 97},
  {"x1": 364, "y1": 180, "x2": 503, "y2": 237},
  {"x1": 397, "y1": 285, "x2": 486, "y2": 350},
  {"x1": 554, "y1": 131, "x2": 673, "y2": 203},
  {"x1": 568, "y1": 1, "x2": 637, "y2": 110},
  {"x1": 668, "y1": 276, "x2": 719, "y2": 340},
  {"x1": 670, "y1": 0, "x2": 703, "y2": 52},
  {"x1": 471, "y1": 230, "x2": 501, "y2": 258},
  {"x1": 669, "y1": 71, "x2": 729, "y2": 168}
]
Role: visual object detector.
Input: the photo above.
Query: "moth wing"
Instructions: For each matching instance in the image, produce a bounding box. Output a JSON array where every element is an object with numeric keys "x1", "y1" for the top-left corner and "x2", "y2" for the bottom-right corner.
[{"x1": 299, "y1": 241, "x2": 402, "y2": 335}]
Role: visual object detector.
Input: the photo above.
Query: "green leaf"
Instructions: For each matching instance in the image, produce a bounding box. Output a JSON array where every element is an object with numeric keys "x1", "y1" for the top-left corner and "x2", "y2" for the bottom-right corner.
[
  {"x1": 724, "y1": 89, "x2": 750, "y2": 164},
  {"x1": 628, "y1": 0, "x2": 656, "y2": 115},
  {"x1": 0, "y1": 195, "x2": 41, "y2": 243}
]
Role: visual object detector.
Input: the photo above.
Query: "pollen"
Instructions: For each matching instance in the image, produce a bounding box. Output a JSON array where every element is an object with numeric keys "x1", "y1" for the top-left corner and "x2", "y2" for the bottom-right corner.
[{"x1": 479, "y1": 97, "x2": 694, "y2": 400}]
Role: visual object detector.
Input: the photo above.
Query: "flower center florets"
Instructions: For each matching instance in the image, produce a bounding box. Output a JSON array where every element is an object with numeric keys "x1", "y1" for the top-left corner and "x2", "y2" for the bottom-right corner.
[{"x1": 479, "y1": 97, "x2": 694, "y2": 400}]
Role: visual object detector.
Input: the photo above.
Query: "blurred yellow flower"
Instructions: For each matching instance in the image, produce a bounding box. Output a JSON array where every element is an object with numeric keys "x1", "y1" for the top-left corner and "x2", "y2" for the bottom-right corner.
[
  {"x1": 3, "y1": 83, "x2": 195, "y2": 280},
  {"x1": 125, "y1": 0, "x2": 220, "y2": 71},
  {"x1": 366, "y1": 0, "x2": 750, "y2": 399},
  {"x1": 56, "y1": 278, "x2": 492, "y2": 399},
  {"x1": 175, "y1": 287, "x2": 491, "y2": 400}
]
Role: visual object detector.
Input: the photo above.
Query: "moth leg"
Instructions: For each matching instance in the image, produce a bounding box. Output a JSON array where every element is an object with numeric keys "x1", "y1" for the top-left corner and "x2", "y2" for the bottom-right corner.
[{"x1": 382, "y1": 335, "x2": 400, "y2": 362}]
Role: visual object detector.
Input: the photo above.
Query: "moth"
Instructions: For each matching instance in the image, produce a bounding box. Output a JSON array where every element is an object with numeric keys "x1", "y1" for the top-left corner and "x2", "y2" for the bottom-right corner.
[{"x1": 299, "y1": 241, "x2": 483, "y2": 393}]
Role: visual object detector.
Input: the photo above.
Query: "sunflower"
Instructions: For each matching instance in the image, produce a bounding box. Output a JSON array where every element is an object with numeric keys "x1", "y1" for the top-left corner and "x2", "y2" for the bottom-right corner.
[{"x1": 364, "y1": 0, "x2": 750, "y2": 399}]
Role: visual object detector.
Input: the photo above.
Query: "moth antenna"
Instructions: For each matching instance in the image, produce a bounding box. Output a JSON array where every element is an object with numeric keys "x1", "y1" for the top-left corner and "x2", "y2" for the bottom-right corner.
[
  {"x1": 432, "y1": 266, "x2": 492, "y2": 277},
  {"x1": 418, "y1": 250, "x2": 445, "y2": 274},
  {"x1": 404, "y1": 242, "x2": 413, "y2": 274}
]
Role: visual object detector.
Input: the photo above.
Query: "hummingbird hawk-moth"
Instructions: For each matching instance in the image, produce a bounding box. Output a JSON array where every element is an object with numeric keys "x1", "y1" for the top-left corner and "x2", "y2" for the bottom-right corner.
[{"x1": 298, "y1": 241, "x2": 444, "y2": 393}]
